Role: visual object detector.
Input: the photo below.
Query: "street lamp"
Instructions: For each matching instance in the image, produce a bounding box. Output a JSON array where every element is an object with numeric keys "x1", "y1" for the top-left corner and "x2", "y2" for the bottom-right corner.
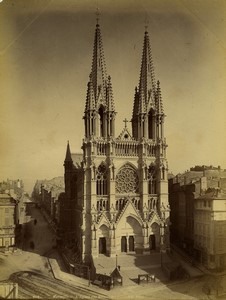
[{"x1": 160, "y1": 222, "x2": 166, "y2": 269}]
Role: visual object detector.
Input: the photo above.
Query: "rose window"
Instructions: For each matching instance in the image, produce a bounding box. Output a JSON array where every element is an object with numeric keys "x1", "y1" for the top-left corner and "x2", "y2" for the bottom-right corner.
[{"x1": 116, "y1": 164, "x2": 138, "y2": 193}]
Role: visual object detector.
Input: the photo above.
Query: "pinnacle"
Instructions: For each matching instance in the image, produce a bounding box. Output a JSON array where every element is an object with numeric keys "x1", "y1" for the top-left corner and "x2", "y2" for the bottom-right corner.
[{"x1": 65, "y1": 141, "x2": 72, "y2": 162}]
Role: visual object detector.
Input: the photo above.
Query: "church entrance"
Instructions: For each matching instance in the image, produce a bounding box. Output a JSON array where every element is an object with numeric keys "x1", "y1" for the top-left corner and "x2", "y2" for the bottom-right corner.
[
  {"x1": 121, "y1": 236, "x2": 127, "y2": 252},
  {"x1": 149, "y1": 234, "x2": 156, "y2": 250},
  {"x1": 99, "y1": 237, "x2": 107, "y2": 254},
  {"x1": 129, "y1": 235, "x2": 135, "y2": 251}
]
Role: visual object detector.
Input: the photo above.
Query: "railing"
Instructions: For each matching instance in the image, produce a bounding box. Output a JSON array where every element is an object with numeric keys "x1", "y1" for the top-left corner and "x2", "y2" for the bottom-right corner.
[
  {"x1": 146, "y1": 144, "x2": 156, "y2": 156},
  {"x1": 148, "y1": 195, "x2": 158, "y2": 210},
  {"x1": 115, "y1": 142, "x2": 139, "y2": 157},
  {"x1": 96, "y1": 141, "x2": 107, "y2": 155},
  {"x1": 95, "y1": 140, "x2": 157, "y2": 157},
  {"x1": 96, "y1": 196, "x2": 109, "y2": 212}
]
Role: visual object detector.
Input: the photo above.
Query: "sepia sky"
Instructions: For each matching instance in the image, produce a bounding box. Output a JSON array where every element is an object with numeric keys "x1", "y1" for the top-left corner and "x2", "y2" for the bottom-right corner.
[{"x1": 0, "y1": 0, "x2": 226, "y2": 193}]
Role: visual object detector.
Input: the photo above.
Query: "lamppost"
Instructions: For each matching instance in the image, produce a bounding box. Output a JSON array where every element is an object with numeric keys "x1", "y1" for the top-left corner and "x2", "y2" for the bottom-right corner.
[{"x1": 160, "y1": 222, "x2": 166, "y2": 269}]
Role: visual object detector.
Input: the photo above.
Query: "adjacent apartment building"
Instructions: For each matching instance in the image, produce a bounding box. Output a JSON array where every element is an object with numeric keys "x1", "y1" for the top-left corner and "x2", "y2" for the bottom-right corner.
[
  {"x1": 0, "y1": 194, "x2": 17, "y2": 250},
  {"x1": 169, "y1": 165, "x2": 226, "y2": 271},
  {"x1": 194, "y1": 188, "x2": 226, "y2": 271}
]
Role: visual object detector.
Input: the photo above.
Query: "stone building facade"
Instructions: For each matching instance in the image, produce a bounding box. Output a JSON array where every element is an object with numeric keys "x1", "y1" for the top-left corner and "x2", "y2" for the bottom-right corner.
[
  {"x1": 194, "y1": 189, "x2": 226, "y2": 271},
  {"x1": 32, "y1": 177, "x2": 64, "y2": 225},
  {"x1": 60, "y1": 21, "x2": 170, "y2": 263},
  {"x1": 0, "y1": 194, "x2": 17, "y2": 250},
  {"x1": 169, "y1": 166, "x2": 226, "y2": 271}
]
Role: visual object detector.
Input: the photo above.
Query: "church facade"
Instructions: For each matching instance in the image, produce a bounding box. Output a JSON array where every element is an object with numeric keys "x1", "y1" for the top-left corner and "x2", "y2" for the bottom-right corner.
[{"x1": 60, "y1": 21, "x2": 170, "y2": 263}]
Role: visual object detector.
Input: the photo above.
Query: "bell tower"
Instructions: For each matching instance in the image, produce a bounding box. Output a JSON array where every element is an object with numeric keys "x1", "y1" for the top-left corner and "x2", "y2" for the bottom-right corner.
[{"x1": 131, "y1": 28, "x2": 169, "y2": 216}]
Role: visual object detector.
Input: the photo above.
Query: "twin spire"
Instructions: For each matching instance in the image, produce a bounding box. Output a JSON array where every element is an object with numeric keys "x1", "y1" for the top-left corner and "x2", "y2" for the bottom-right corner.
[
  {"x1": 133, "y1": 30, "x2": 164, "y2": 116},
  {"x1": 85, "y1": 22, "x2": 115, "y2": 112},
  {"x1": 84, "y1": 18, "x2": 164, "y2": 141}
]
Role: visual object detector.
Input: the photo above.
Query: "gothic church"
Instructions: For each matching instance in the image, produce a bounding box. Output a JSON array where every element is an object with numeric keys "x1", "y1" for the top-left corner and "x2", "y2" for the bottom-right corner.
[{"x1": 60, "y1": 20, "x2": 170, "y2": 263}]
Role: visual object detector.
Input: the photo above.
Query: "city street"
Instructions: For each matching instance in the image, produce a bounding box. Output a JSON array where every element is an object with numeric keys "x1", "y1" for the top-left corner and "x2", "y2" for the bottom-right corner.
[
  {"x1": 0, "y1": 205, "x2": 107, "y2": 298},
  {"x1": 0, "y1": 205, "x2": 217, "y2": 299}
]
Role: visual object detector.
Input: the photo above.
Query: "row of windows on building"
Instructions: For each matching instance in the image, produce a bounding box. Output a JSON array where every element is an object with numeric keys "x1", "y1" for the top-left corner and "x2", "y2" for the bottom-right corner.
[
  {"x1": 194, "y1": 223, "x2": 210, "y2": 236},
  {"x1": 194, "y1": 235, "x2": 211, "y2": 249},
  {"x1": 195, "y1": 223, "x2": 226, "y2": 237},
  {"x1": 195, "y1": 200, "x2": 212, "y2": 209},
  {"x1": 195, "y1": 211, "x2": 211, "y2": 222},
  {"x1": 195, "y1": 236, "x2": 226, "y2": 253}
]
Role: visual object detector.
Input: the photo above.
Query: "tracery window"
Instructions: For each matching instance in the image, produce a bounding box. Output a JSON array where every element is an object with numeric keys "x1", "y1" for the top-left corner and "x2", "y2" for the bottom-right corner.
[
  {"x1": 115, "y1": 164, "x2": 139, "y2": 194},
  {"x1": 96, "y1": 163, "x2": 107, "y2": 195},
  {"x1": 148, "y1": 165, "x2": 157, "y2": 194}
]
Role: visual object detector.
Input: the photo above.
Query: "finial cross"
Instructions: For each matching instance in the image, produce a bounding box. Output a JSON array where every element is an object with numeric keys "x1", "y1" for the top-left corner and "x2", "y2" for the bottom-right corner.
[
  {"x1": 145, "y1": 13, "x2": 149, "y2": 31},
  {"x1": 123, "y1": 118, "x2": 128, "y2": 128},
  {"x1": 96, "y1": 7, "x2": 100, "y2": 25}
]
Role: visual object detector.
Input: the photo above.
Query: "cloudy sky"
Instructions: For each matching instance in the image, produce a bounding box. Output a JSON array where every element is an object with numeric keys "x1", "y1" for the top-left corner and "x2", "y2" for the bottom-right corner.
[{"x1": 0, "y1": 0, "x2": 226, "y2": 193}]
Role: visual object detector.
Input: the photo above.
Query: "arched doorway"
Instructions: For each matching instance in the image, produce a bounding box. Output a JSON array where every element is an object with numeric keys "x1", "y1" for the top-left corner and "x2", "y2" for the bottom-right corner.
[
  {"x1": 150, "y1": 222, "x2": 160, "y2": 250},
  {"x1": 98, "y1": 224, "x2": 109, "y2": 255},
  {"x1": 129, "y1": 236, "x2": 135, "y2": 251},
  {"x1": 149, "y1": 234, "x2": 156, "y2": 250},
  {"x1": 99, "y1": 237, "x2": 106, "y2": 254},
  {"x1": 118, "y1": 215, "x2": 142, "y2": 253},
  {"x1": 121, "y1": 236, "x2": 127, "y2": 252}
]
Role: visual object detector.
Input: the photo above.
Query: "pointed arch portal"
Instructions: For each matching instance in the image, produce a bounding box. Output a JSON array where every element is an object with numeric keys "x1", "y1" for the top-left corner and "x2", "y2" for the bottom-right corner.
[{"x1": 119, "y1": 215, "x2": 142, "y2": 253}]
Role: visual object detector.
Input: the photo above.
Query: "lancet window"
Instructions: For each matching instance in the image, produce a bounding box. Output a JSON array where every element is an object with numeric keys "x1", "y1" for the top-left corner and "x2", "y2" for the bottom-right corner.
[
  {"x1": 132, "y1": 198, "x2": 141, "y2": 210},
  {"x1": 115, "y1": 164, "x2": 139, "y2": 194},
  {"x1": 148, "y1": 165, "x2": 157, "y2": 194},
  {"x1": 148, "y1": 110, "x2": 154, "y2": 139},
  {"x1": 98, "y1": 106, "x2": 104, "y2": 137},
  {"x1": 116, "y1": 198, "x2": 127, "y2": 211},
  {"x1": 148, "y1": 198, "x2": 157, "y2": 210},
  {"x1": 96, "y1": 163, "x2": 107, "y2": 195},
  {"x1": 97, "y1": 198, "x2": 109, "y2": 211}
]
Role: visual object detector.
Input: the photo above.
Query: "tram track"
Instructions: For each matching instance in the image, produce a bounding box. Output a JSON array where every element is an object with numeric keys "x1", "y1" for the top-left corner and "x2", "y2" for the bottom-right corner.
[{"x1": 10, "y1": 271, "x2": 109, "y2": 299}]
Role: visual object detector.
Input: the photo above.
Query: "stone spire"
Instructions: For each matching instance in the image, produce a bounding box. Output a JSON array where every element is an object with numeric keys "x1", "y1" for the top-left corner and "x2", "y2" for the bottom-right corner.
[
  {"x1": 132, "y1": 30, "x2": 156, "y2": 123},
  {"x1": 84, "y1": 18, "x2": 116, "y2": 139},
  {"x1": 138, "y1": 29, "x2": 156, "y2": 108},
  {"x1": 90, "y1": 21, "x2": 108, "y2": 102}
]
